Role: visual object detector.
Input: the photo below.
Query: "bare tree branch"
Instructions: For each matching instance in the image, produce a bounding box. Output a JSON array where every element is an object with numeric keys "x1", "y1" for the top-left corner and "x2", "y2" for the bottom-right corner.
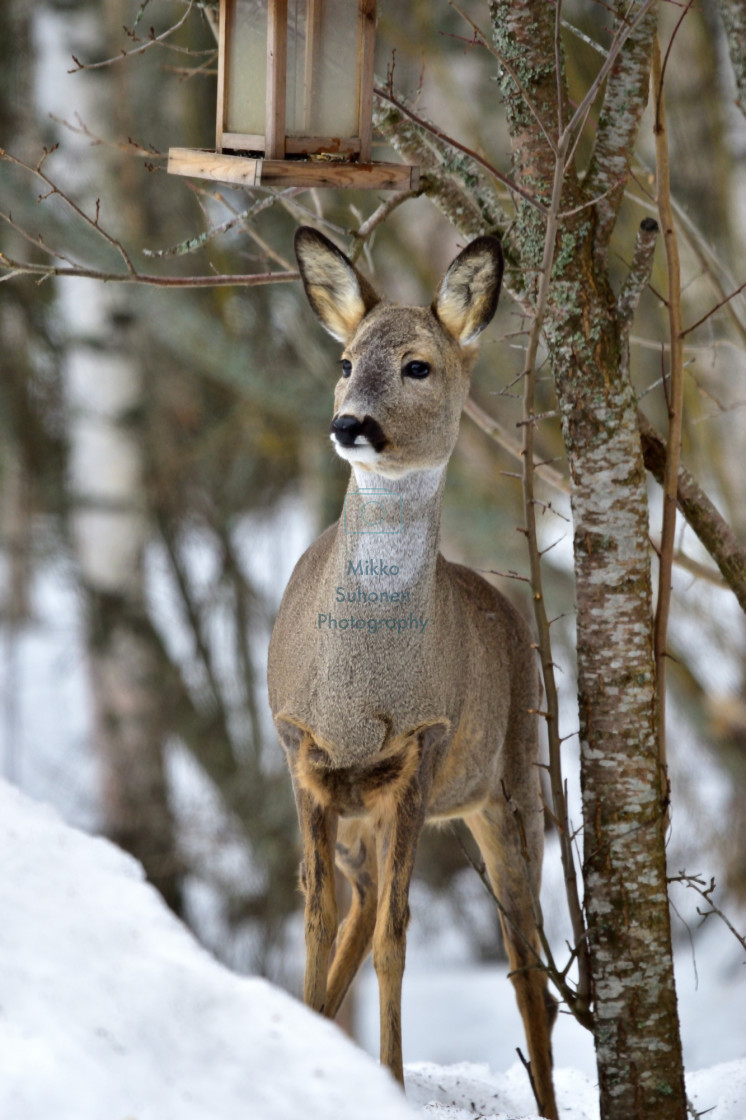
[
  {"x1": 584, "y1": 0, "x2": 657, "y2": 262},
  {"x1": 142, "y1": 188, "x2": 303, "y2": 259},
  {"x1": 638, "y1": 412, "x2": 746, "y2": 614},
  {"x1": 373, "y1": 83, "x2": 545, "y2": 214},
  {"x1": 467, "y1": 387, "x2": 746, "y2": 612},
  {"x1": 617, "y1": 217, "x2": 659, "y2": 325},
  {"x1": 2, "y1": 144, "x2": 138, "y2": 273},
  {"x1": 632, "y1": 155, "x2": 746, "y2": 347}
]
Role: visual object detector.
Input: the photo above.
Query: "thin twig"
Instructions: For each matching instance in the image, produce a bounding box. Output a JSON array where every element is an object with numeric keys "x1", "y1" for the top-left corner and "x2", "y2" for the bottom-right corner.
[
  {"x1": 0, "y1": 208, "x2": 85, "y2": 270},
  {"x1": 348, "y1": 190, "x2": 420, "y2": 262},
  {"x1": 651, "y1": 36, "x2": 685, "y2": 806},
  {"x1": 7, "y1": 145, "x2": 137, "y2": 274},
  {"x1": 516, "y1": 1048, "x2": 541, "y2": 1113},
  {"x1": 669, "y1": 872, "x2": 746, "y2": 953},
  {"x1": 508, "y1": 40, "x2": 593, "y2": 1004},
  {"x1": 554, "y1": 0, "x2": 565, "y2": 138},
  {"x1": 68, "y1": 0, "x2": 196, "y2": 72},
  {"x1": 49, "y1": 113, "x2": 165, "y2": 160},
  {"x1": 682, "y1": 277, "x2": 746, "y2": 338},
  {"x1": 468, "y1": 388, "x2": 742, "y2": 603},
  {"x1": 655, "y1": 0, "x2": 697, "y2": 123},
  {"x1": 463, "y1": 396, "x2": 568, "y2": 493},
  {"x1": 0, "y1": 252, "x2": 297, "y2": 289},
  {"x1": 648, "y1": 538, "x2": 724, "y2": 588}
]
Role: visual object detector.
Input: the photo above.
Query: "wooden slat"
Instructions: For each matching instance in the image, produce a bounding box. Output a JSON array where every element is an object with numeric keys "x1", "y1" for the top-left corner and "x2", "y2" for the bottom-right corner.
[
  {"x1": 304, "y1": 0, "x2": 323, "y2": 134},
  {"x1": 216, "y1": 0, "x2": 230, "y2": 150},
  {"x1": 168, "y1": 147, "x2": 260, "y2": 187},
  {"x1": 357, "y1": 0, "x2": 376, "y2": 163},
  {"x1": 222, "y1": 131, "x2": 360, "y2": 156},
  {"x1": 266, "y1": 0, "x2": 288, "y2": 160},
  {"x1": 256, "y1": 157, "x2": 417, "y2": 189},
  {"x1": 168, "y1": 148, "x2": 420, "y2": 191},
  {"x1": 287, "y1": 135, "x2": 360, "y2": 155},
  {"x1": 255, "y1": 159, "x2": 413, "y2": 189},
  {"x1": 221, "y1": 132, "x2": 267, "y2": 152}
]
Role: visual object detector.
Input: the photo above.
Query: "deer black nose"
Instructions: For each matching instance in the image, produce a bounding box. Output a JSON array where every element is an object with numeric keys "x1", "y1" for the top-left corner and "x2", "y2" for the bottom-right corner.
[{"x1": 330, "y1": 414, "x2": 363, "y2": 447}]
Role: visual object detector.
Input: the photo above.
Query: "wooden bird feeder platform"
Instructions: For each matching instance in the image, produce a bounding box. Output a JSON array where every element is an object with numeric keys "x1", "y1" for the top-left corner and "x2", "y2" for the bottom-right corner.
[{"x1": 168, "y1": 0, "x2": 419, "y2": 192}]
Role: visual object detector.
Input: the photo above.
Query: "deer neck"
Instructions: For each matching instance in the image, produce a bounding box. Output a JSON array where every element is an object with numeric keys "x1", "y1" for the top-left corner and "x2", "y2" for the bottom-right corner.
[{"x1": 330, "y1": 463, "x2": 447, "y2": 596}]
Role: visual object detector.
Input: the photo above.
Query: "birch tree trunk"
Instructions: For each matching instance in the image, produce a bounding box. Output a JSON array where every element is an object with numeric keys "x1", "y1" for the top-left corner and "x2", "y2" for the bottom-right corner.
[
  {"x1": 42, "y1": 0, "x2": 182, "y2": 911},
  {"x1": 487, "y1": 1, "x2": 687, "y2": 1114},
  {"x1": 0, "y1": 0, "x2": 37, "y2": 783}
]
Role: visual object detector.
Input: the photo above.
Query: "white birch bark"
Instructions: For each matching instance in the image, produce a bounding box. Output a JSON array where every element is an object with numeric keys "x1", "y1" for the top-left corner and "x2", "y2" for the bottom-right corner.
[
  {"x1": 0, "y1": 1, "x2": 41, "y2": 783},
  {"x1": 35, "y1": 0, "x2": 181, "y2": 909}
]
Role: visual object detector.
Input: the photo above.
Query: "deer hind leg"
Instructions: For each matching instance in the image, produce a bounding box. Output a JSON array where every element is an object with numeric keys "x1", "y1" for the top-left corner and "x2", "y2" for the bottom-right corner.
[
  {"x1": 325, "y1": 819, "x2": 378, "y2": 1019},
  {"x1": 467, "y1": 804, "x2": 559, "y2": 1120},
  {"x1": 296, "y1": 787, "x2": 339, "y2": 1014},
  {"x1": 373, "y1": 786, "x2": 425, "y2": 1085}
]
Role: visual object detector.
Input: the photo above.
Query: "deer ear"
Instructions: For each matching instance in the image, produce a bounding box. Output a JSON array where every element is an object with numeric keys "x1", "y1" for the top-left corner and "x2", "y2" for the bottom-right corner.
[
  {"x1": 433, "y1": 235, "x2": 503, "y2": 346},
  {"x1": 294, "y1": 227, "x2": 380, "y2": 343}
]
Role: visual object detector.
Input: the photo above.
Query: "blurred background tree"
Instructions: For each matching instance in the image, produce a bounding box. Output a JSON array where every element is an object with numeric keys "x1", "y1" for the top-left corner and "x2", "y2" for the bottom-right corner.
[{"x1": 1, "y1": 0, "x2": 745, "y2": 1015}]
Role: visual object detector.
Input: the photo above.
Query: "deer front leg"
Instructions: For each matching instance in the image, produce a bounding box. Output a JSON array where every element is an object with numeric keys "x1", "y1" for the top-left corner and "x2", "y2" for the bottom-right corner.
[
  {"x1": 372, "y1": 786, "x2": 424, "y2": 1084},
  {"x1": 296, "y1": 787, "x2": 339, "y2": 1013}
]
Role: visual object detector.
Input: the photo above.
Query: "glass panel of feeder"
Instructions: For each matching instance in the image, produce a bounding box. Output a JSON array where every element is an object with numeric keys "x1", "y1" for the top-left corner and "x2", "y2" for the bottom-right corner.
[
  {"x1": 285, "y1": 0, "x2": 359, "y2": 144},
  {"x1": 225, "y1": 0, "x2": 267, "y2": 137}
]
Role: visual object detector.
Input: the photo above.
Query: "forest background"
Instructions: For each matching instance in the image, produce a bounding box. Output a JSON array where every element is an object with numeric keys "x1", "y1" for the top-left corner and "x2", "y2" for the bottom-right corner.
[{"x1": 2, "y1": 0, "x2": 746, "y2": 1116}]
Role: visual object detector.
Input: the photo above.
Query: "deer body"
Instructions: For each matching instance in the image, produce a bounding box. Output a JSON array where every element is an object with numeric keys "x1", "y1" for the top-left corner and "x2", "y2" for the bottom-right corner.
[{"x1": 268, "y1": 229, "x2": 558, "y2": 1120}]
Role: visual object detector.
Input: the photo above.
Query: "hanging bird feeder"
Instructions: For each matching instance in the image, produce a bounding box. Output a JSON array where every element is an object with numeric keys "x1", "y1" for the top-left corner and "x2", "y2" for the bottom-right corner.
[{"x1": 168, "y1": 0, "x2": 418, "y2": 190}]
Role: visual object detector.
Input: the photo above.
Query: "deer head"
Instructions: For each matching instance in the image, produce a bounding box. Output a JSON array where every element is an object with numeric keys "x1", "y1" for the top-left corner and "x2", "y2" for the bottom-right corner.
[{"x1": 294, "y1": 227, "x2": 504, "y2": 479}]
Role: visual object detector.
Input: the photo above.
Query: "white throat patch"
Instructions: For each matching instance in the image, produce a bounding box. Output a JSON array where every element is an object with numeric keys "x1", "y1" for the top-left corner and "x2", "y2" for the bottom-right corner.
[{"x1": 344, "y1": 464, "x2": 446, "y2": 586}]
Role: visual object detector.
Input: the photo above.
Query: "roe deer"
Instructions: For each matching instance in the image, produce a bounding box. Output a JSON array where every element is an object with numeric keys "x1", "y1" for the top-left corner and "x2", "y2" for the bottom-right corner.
[{"x1": 268, "y1": 227, "x2": 558, "y2": 1120}]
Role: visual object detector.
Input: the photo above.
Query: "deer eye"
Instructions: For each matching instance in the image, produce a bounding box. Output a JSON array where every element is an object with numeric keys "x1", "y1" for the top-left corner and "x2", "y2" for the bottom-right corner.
[
  {"x1": 403, "y1": 360, "x2": 431, "y2": 379},
  {"x1": 340, "y1": 359, "x2": 352, "y2": 378}
]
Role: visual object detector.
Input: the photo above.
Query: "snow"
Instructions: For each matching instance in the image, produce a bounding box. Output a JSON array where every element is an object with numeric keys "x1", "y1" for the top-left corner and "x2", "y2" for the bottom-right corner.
[
  {"x1": 0, "y1": 779, "x2": 412, "y2": 1120},
  {"x1": 2, "y1": 777, "x2": 746, "y2": 1120},
  {"x1": 687, "y1": 1062, "x2": 746, "y2": 1120}
]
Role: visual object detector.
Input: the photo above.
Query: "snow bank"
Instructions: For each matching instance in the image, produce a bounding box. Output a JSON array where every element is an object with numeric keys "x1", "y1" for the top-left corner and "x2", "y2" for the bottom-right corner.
[
  {"x1": 1, "y1": 777, "x2": 745, "y2": 1120},
  {"x1": 687, "y1": 1061, "x2": 746, "y2": 1120},
  {"x1": 0, "y1": 780, "x2": 414, "y2": 1120},
  {"x1": 405, "y1": 1061, "x2": 599, "y2": 1120},
  {"x1": 404, "y1": 1059, "x2": 746, "y2": 1120}
]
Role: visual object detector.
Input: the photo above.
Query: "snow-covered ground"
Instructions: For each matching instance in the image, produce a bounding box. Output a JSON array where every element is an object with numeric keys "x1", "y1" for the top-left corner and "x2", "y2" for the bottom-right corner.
[{"x1": 1, "y1": 777, "x2": 745, "y2": 1120}]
